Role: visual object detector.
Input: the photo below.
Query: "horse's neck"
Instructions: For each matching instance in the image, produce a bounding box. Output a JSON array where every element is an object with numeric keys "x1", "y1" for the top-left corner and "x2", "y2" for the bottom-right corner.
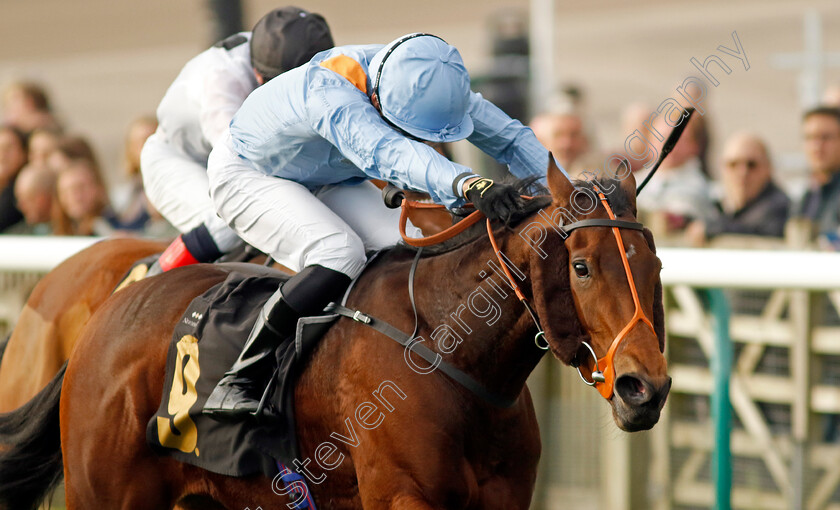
[{"x1": 412, "y1": 233, "x2": 545, "y2": 403}]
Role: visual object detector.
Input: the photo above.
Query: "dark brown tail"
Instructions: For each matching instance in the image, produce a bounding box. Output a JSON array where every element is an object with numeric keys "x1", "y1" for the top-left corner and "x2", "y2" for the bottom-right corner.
[{"x1": 0, "y1": 362, "x2": 65, "y2": 510}]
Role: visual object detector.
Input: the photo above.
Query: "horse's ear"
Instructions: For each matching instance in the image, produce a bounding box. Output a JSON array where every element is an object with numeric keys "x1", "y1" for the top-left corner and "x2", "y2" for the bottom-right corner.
[
  {"x1": 547, "y1": 152, "x2": 575, "y2": 205},
  {"x1": 619, "y1": 171, "x2": 638, "y2": 215},
  {"x1": 529, "y1": 232, "x2": 588, "y2": 365}
]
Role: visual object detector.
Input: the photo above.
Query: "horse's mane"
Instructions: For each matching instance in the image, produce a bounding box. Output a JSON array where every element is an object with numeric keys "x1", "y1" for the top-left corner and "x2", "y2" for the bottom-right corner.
[{"x1": 390, "y1": 176, "x2": 633, "y2": 257}]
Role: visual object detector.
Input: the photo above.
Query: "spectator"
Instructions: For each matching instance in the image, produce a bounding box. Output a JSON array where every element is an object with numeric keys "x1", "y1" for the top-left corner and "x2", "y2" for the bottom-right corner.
[
  {"x1": 1, "y1": 81, "x2": 61, "y2": 134},
  {"x1": 636, "y1": 114, "x2": 715, "y2": 235},
  {"x1": 691, "y1": 110, "x2": 712, "y2": 178},
  {"x1": 823, "y1": 84, "x2": 840, "y2": 108},
  {"x1": 111, "y1": 115, "x2": 157, "y2": 231},
  {"x1": 799, "y1": 106, "x2": 840, "y2": 244},
  {"x1": 685, "y1": 132, "x2": 789, "y2": 245},
  {"x1": 0, "y1": 125, "x2": 28, "y2": 232},
  {"x1": 27, "y1": 127, "x2": 62, "y2": 167},
  {"x1": 619, "y1": 102, "x2": 657, "y2": 175},
  {"x1": 53, "y1": 157, "x2": 118, "y2": 237},
  {"x1": 9, "y1": 163, "x2": 55, "y2": 235},
  {"x1": 47, "y1": 134, "x2": 98, "y2": 173},
  {"x1": 530, "y1": 109, "x2": 601, "y2": 179}
]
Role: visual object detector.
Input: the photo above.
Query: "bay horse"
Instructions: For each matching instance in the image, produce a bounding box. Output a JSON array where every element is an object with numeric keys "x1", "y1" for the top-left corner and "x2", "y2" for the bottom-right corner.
[
  {"x1": 0, "y1": 161, "x2": 669, "y2": 509},
  {"x1": 0, "y1": 238, "x2": 166, "y2": 412}
]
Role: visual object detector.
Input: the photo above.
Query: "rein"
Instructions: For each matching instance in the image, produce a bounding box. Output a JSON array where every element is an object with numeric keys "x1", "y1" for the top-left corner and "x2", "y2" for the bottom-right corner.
[
  {"x1": 398, "y1": 188, "x2": 653, "y2": 400},
  {"x1": 398, "y1": 200, "x2": 484, "y2": 247}
]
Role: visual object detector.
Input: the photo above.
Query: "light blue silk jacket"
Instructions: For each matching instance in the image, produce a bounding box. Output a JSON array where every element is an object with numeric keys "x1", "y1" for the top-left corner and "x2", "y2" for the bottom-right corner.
[{"x1": 229, "y1": 44, "x2": 557, "y2": 207}]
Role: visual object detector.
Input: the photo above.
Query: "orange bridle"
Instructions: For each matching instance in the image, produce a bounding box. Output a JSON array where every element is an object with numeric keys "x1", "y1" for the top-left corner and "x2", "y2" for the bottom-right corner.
[
  {"x1": 397, "y1": 188, "x2": 654, "y2": 399},
  {"x1": 572, "y1": 189, "x2": 656, "y2": 398}
]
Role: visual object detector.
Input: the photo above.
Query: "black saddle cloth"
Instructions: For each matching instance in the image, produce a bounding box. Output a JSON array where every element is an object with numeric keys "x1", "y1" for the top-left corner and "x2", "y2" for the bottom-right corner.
[{"x1": 146, "y1": 268, "x2": 338, "y2": 477}]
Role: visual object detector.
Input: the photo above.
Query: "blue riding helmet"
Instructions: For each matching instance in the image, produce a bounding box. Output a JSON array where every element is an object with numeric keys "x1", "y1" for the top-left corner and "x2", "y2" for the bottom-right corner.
[{"x1": 369, "y1": 34, "x2": 474, "y2": 143}]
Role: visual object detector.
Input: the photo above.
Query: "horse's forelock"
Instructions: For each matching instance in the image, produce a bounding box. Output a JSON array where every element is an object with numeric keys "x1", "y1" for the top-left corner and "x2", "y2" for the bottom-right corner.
[{"x1": 565, "y1": 178, "x2": 636, "y2": 218}]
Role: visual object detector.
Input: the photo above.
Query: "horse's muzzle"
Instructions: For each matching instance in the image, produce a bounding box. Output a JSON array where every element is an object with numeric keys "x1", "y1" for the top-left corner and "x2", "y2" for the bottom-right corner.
[{"x1": 611, "y1": 373, "x2": 671, "y2": 432}]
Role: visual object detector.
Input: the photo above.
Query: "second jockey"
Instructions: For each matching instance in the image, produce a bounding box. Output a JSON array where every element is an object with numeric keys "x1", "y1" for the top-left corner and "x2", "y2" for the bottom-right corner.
[{"x1": 141, "y1": 6, "x2": 333, "y2": 274}]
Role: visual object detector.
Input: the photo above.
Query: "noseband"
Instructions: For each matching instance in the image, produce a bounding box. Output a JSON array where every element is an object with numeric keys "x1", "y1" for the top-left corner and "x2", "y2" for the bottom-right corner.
[{"x1": 396, "y1": 186, "x2": 656, "y2": 399}]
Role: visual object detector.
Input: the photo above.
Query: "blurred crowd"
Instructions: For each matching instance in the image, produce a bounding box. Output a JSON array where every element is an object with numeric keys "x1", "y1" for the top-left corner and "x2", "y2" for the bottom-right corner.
[
  {"x1": 530, "y1": 85, "x2": 840, "y2": 251},
  {"x1": 0, "y1": 81, "x2": 177, "y2": 239},
  {"x1": 2, "y1": 73, "x2": 840, "y2": 252}
]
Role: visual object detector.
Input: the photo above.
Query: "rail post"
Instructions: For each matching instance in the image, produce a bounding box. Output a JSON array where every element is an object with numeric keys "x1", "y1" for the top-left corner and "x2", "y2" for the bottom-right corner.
[{"x1": 706, "y1": 289, "x2": 731, "y2": 510}]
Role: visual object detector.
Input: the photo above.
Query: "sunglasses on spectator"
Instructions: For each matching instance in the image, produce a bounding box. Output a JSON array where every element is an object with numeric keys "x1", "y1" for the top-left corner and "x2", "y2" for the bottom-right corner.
[{"x1": 725, "y1": 158, "x2": 760, "y2": 170}]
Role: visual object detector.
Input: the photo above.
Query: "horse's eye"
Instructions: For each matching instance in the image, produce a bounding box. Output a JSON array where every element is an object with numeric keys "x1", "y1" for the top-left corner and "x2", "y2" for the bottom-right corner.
[{"x1": 573, "y1": 261, "x2": 590, "y2": 278}]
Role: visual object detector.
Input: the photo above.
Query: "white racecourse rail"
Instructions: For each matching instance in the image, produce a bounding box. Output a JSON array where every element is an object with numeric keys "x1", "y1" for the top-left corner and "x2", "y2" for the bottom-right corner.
[
  {"x1": 0, "y1": 236, "x2": 103, "y2": 336},
  {"x1": 0, "y1": 236, "x2": 840, "y2": 286},
  {"x1": 0, "y1": 236, "x2": 103, "y2": 273}
]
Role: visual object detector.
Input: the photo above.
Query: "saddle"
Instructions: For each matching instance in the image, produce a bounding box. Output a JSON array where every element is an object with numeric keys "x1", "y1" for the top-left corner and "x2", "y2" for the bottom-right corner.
[{"x1": 146, "y1": 266, "x2": 338, "y2": 477}]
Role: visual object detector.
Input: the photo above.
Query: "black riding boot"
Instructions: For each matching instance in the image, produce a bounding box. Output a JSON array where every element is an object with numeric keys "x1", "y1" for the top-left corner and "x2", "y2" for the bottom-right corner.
[{"x1": 203, "y1": 265, "x2": 351, "y2": 420}]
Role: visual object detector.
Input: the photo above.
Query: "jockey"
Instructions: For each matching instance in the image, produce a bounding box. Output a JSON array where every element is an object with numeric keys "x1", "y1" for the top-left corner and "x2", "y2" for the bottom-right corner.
[
  {"x1": 141, "y1": 6, "x2": 333, "y2": 275},
  {"x1": 203, "y1": 33, "x2": 569, "y2": 419}
]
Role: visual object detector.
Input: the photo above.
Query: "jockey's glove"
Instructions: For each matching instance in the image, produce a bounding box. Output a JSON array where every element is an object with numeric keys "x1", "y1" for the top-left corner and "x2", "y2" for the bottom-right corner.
[{"x1": 464, "y1": 178, "x2": 523, "y2": 222}]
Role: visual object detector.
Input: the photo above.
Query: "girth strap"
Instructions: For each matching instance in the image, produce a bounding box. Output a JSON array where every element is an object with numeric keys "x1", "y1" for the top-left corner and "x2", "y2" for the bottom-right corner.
[{"x1": 325, "y1": 303, "x2": 516, "y2": 408}]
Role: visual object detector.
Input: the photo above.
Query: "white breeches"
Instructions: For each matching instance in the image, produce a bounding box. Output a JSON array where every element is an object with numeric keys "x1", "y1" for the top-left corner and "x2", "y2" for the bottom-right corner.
[
  {"x1": 207, "y1": 134, "x2": 418, "y2": 278},
  {"x1": 140, "y1": 131, "x2": 241, "y2": 251}
]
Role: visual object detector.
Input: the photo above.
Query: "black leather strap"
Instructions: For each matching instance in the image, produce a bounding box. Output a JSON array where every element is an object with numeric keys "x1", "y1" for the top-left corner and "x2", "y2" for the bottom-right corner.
[
  {"x1": 562, "y1": 219, "x2": 644, "y2": 233},
  {"x1": 407, "y1": 247, "x2": 422, "y2": 339},
  {"x1": 326, "y1": 303, "x2": 516, "y2": 408}
]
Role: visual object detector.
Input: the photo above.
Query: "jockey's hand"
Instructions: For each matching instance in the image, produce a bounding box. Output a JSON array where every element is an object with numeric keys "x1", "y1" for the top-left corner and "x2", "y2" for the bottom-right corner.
[{"x1": 464, "y1": 177, "x2": 523, "y2": 222}]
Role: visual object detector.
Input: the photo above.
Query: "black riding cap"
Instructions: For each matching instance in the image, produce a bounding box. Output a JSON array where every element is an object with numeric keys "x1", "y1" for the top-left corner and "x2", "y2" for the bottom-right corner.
[{"x1": 250, "y1": 6, "x2": 334, "y2": 82}]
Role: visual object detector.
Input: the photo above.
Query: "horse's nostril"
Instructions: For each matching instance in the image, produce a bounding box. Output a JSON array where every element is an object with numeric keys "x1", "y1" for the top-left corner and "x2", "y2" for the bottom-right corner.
[{"x1": 615, "y1": 375, "x2": 651, "y2": 405}]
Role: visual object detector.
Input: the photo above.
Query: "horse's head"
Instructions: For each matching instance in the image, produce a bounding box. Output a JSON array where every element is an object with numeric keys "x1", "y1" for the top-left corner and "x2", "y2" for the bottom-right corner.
[{"x1": 523, "y1": 157, "x2": 670, "y2": 431}]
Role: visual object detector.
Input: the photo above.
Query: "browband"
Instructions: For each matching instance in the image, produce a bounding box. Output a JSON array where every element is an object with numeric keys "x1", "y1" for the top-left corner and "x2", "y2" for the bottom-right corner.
[{"x1": 561, "y1": 219, "x2": 644, "y2": 234}]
